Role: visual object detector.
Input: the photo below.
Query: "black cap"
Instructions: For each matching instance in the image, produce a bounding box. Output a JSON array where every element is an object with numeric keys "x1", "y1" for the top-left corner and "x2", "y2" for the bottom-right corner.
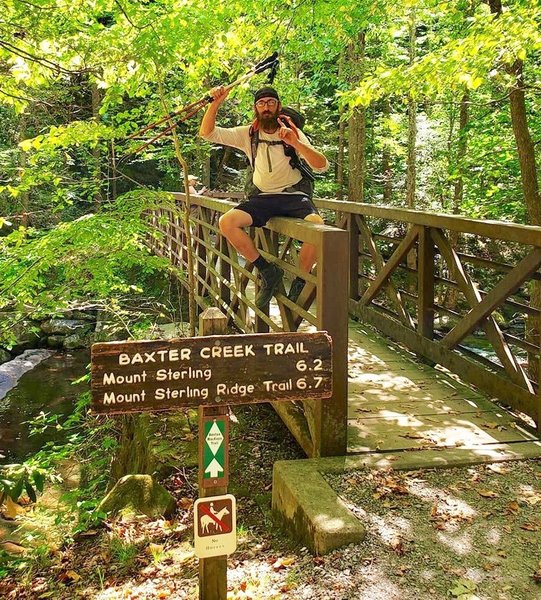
[{"x1": 254, "y1": 86, "x2": 280, "y2": 103}]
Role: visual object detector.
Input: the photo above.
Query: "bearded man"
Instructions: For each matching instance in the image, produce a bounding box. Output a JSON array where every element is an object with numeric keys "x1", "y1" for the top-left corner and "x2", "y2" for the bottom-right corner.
[{"x1": 199, "y1": 86, "x2": 329, "y2": 309}]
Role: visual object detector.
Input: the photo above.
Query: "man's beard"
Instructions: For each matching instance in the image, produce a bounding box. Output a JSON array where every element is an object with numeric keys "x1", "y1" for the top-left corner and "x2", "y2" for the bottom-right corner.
[{"x1": 258, "y1": 110, "x2": 279, "y2": 131}]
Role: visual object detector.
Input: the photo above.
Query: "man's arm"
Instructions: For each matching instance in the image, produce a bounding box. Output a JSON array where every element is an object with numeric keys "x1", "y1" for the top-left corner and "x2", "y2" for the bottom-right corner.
[
  {"x1": 199, "y1": 86, "x2": 230, "y2": 137},
  {"x1": 277, "y1": 117, "x2": 328, "y2": 171}
]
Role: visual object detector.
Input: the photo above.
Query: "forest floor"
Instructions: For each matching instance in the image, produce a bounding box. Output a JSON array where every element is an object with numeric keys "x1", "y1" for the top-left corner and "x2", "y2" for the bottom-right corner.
[{"x1": 1, "y1": 403, "x2": 541, "y2": 600}]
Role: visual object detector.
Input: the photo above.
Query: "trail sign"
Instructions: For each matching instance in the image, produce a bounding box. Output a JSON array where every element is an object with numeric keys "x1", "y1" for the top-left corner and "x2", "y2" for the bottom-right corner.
[
  {"x1": 90, "y1": 331, "x2": 332, "y2": 414},
  {"x1": 194, "y1": 494, "x2": 237, "y2": 558},
  {"x1": 200, "y1": 415, "x2": 229, "y2": 488}
]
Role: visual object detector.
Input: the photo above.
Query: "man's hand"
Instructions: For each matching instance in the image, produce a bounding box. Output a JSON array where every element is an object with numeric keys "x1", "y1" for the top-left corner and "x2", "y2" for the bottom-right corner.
[
  {"x1": 200, "y1": 86, "x2": 230, "y2": 137},
  {"x1": 209, "y1": 85, "x2": 230, "y2": 105},
  {"x1": 277, "y1": 116, "x2": 300, "y2": 147}
]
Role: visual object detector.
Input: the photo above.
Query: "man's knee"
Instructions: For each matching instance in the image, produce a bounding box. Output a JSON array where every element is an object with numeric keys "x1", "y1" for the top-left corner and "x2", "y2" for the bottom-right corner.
[
  {"x1": 219, "y1": 210, "x2": 252, "y2": 236},
  {"x1": 304, "y1": 213, "x2": 324, "y2": 225},
  {"x1": 218, "y1": 213, "x2": 231, "y2": 236}
]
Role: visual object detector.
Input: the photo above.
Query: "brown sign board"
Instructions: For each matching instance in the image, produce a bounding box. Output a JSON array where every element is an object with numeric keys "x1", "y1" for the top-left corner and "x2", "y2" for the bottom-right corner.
[{"x1": 90, "y1": 331, "x2": 332, "y2": 415}]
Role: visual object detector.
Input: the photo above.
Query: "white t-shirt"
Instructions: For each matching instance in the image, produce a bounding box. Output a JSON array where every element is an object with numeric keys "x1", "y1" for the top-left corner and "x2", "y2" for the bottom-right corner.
[{"x1": 202, "y1": 125, "x2": 328, "y2": 194}]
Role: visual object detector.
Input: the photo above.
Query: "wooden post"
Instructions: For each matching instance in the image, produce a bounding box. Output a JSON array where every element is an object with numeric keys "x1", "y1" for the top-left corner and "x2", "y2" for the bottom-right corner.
[
  {"x1": 316, "y1": 228, "x2": 349, "y2": 456},
  {"x1": 348, "y1": 213, "x2": 360, "y2": 301},
  {"x1": 417, "y1": 226, "x2": 435, "y2": 339},
  {"x1": 199, "y1": 308, "x2": 228, "y2": 600}
]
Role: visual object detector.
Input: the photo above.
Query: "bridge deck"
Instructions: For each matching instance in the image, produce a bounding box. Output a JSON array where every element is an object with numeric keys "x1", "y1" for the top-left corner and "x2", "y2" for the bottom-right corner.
[{"x1": 346, "y1": 320, "x2": 541, "y2": 456}]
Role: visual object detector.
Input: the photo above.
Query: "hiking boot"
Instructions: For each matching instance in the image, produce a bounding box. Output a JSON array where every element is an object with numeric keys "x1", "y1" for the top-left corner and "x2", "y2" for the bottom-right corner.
[
  {"x1": 287, "y1": 277, "x2": 305, "y2": 303},
  {"x1": 255, "y1": 263, "x2": 283, "y2": 309}
]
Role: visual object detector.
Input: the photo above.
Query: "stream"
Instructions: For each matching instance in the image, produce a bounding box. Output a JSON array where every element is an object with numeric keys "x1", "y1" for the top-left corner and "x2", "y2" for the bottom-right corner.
[{"x1": 0, "y1": 350, "x2": 90, "y2": 464}]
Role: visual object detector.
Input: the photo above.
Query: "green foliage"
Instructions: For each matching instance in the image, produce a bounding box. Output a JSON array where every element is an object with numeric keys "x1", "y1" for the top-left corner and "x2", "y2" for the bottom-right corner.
[
  {"x1": 0, "y1": 191, "x2": 183, "y2": 347},
  {"x1": 0, "y1": 461, "x2": 51, "y2": 505}
]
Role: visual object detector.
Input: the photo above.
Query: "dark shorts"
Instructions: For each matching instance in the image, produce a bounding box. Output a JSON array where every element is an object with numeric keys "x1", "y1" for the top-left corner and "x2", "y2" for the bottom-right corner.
[{"x1": 234, "y1": 194, "x2": 319, "y2": 228}]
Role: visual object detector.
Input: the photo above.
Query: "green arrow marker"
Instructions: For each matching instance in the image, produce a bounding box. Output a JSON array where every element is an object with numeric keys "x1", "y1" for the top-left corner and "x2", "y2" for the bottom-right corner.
[{"x1": 204, "y1": 418, "x2": 225, "y2": 479}]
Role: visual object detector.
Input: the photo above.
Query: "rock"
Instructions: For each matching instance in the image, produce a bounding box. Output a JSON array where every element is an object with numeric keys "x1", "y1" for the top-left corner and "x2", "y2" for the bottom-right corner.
[
  {"x1": 0, "y1": 349, "x2": 53, "y2": 401},
  {"x1": 8, "y1": 320, "x2": 43, "y2": 354},
  {"x1": 62, "y1": 305, "x2": 100, "y2": 321},
  {"x1": 98, "y1": 474, "x2": 176, "y2": 518},
  {"x1": 0, "y1": 348, "x2": 11, "y2": 365},
  {"x1": 93, "y1": 317, "x2": 126, "y2": 343},
  {"x1": 63, "y1": 332, "x2": 90, "y2": 350},
  {"x1": 41, "y1": 319, "x2": 92, "y2": 336},
  {"x1": 47, "y1": 335, "x2": 65, "y2": 349}
]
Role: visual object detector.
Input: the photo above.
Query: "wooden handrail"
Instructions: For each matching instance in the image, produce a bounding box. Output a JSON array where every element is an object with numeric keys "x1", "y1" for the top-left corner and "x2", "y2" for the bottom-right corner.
[{"x1": 150, "y1": 193, "x2": 350, "y2": 457}]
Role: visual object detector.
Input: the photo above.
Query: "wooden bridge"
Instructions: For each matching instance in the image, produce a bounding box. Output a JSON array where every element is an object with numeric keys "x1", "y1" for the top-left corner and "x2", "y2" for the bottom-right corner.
[{"x1": 147, "y1": 192, "x2": 541, "y2": 459}]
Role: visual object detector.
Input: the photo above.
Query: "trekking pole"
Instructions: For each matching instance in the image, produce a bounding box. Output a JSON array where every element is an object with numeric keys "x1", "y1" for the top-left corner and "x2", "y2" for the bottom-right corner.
[{"x1": 127, "y1": 52, "x2": 279, "y2": 155}]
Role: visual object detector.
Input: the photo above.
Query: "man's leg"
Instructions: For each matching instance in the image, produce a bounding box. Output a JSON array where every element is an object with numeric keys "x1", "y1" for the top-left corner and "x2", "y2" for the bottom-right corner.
[
  {"x1": 219, "y1": 208, "x2": 283, "y2": 309},
  {"x1": 288, "y1": 213, "x2": 324, "y2": 303}
]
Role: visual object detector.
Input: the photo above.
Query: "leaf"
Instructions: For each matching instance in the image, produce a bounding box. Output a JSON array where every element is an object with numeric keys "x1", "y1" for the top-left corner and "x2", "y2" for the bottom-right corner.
[
  {"x1": 33, "y1": 471, "x2": 45, "y2": 493},
  {"x1": 178, "y1": 497, "x2": 193, "y2": 510},
  {"x1": 24, "y1": 480, "x2": 37, "y2": 503},
  {"x1": 477, "y1": 489, "x2": 498, "y2": 498},
  {"x1": 505, "y1": 501, "x2": 520, "y2": 515},
  {"x1": 450, "y1": 577, "x2": 478, "y2": 597},
  {"x1": 520, "y1": 521, "x2": 541, "y2": 531},
  {"x1": 3, "y1": 496, "x2": 24, "y2": 519},
  {"x1": 487, "y1": 464, "x2": 509, "y2": 475}
]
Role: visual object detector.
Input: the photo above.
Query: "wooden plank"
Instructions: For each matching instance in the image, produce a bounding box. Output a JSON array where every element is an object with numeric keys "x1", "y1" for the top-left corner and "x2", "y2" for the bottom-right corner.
[
  {"x1": 349, "y1": 302, "x2": 539, "y2": 424},
  {"x1": 442, "y1": 247, "x2": 541, "y2": 349},
  {"x1": 431, "y1": 228, "x2": 534, "y2": 393},
  {"x1": 347, "y1": 410, "x2": 537, "y2": 453},
  {"x1": 361, "y1": 225, "x2": 420, "y2": 305},
  {"x1": 348, "y1": 395, "x2": 506, "y2": 419},
  {"x1": 314, "y1": 198, "x2": 541, "y2": 247}
]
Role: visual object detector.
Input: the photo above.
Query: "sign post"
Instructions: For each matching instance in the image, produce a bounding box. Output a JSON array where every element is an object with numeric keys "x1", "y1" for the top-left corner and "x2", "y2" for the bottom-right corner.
[{"x1": 90, "y1": 308, "x2": 333, "y2": 600}]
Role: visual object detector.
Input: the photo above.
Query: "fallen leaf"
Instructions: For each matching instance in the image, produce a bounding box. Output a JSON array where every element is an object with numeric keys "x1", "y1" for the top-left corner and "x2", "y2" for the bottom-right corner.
[
  {"x1": 2, "y1": 497, "x2": 25, "y2": 519},
  {"x1": 521, "y1": 490, "x2": 541, "y2": 506},
  {"x1": 0, "y1": 541, "x2": 26, "y2": 555},
  {"x1": 477, "y1": 489, "x2": 498, "y2": 499},
  {"x1": 272, "y1": 556, "x2": 295, "y2": 570},
  {"x1": 521, "y1": 521, "x2": 541, "y2": 531},
  {"x1": 442, "y1": 565, "x2": 466, "y2": 576},
  {"x1": 532, "y1": 562, "x2": 541, "y2": 583},
  {"x1": 178, "y1": 497, "x2": 193, "y2": 510},
  {"x1": 396, "y1": 564, "x2": 411, "y2": 576},
  {"x1": 487, "y1": 464, "x2": 509, "y2": 475},
  {"x1": 505, "y1": 501, "x2": 520, "y2": 515},
  {"x1": 390, "y1": 537, "x2": 405, "y2": 555}
]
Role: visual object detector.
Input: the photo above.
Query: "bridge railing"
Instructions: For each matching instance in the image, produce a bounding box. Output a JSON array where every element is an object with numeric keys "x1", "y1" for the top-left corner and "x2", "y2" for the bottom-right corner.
[
  {"x1": 147, "y1": 192, "x2": 349, "y2": 457},
  {"x1": 316, "y1": 199, "x2": 541, "y2": 428}
]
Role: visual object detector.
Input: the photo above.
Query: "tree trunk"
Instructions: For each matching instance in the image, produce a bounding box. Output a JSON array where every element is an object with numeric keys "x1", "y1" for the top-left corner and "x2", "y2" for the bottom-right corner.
[
  {"x1": 347, "y1": 32, "x2": 366, "y2": 202},
  {"x1": 445, "y1": 91, "x2": 469, "y2": 311},
  {"x1": 489, "y1": 0, "x2": 541, "y2": 387},
  {"x1": 405, "y1": 10, "x2": 417, "y2": 209},
  {"x1": 91, "y1": 83, "x2": 103, "y2": 210},
  {"x1": 19, "y1": 114, "x2": 29, "y2": 227},
  {"x1": 382, "y1": 99, "x2": 392, "y2": 204},
  {"x1": 109, "y1": 415, "x2": 154, "y2": 485},
  {"x1": 336, "y1": 53, "x2": 346, "y2": 201}
]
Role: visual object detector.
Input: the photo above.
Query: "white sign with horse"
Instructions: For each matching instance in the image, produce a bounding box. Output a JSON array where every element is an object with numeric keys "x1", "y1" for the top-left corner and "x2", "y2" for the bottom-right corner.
[{"x1": 194, "y1": 494, "x2": 237, "y2": 558}]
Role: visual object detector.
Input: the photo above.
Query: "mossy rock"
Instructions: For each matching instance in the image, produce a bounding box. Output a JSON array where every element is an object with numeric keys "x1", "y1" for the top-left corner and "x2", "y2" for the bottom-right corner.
[{"x1": 98, "y1": 474, "x2": 175, "y2": 518}]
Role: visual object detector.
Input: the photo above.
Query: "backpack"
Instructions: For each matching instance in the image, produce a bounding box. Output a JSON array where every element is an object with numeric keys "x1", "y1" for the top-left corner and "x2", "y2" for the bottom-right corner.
[{"x1": 244, "y1": 106, "x2": 315, "y2": 199}]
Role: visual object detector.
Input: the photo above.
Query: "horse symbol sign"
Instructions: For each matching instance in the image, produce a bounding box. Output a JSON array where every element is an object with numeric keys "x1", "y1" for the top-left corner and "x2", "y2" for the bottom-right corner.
[{"x1": 194, "y1": 494, "x2": 237, "y2": 558}]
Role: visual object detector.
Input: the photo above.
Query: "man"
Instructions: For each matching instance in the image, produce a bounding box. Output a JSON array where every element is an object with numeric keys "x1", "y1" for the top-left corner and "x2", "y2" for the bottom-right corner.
[{"x1": 199, "y1": 86, "x2": 328, "y2": 309}]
